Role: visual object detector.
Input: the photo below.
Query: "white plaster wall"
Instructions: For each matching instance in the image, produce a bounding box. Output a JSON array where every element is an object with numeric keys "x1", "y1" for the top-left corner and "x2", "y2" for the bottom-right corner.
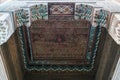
[{"x1": 0, "y1": 13, "x2": 15, "y2": 45}]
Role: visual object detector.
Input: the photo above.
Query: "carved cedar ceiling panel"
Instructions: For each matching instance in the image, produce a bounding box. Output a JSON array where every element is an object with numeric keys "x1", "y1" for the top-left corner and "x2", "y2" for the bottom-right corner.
[{"x1": 18, "y1": 3, "x2": 102, "y2": 71}]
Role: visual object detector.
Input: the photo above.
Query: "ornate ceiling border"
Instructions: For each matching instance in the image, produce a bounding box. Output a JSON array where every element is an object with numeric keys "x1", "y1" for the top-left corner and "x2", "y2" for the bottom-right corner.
[
  {"x1": 18, "y1": 24, "x2": 101, "y2": 71},
  {"x1": 1, "y1": 2, "x2": 120, "y2": 71},
  {"x1": 16, "y1": 3, "x2": 102, "y2": 70}
]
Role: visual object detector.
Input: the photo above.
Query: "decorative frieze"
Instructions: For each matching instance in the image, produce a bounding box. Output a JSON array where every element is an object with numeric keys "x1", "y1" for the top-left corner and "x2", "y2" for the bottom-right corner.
[
  {"x1": 30, "y1": 4, "x2": 48, "y2": 21},
  {"x1": 22, "y1": 8, "x2": 31, "y2": 27},
  {"x1": 10, "y1": 2, "x2": 120, "y2": 28},
  {"x1": 49, "y1": 3, "x2": 74, "y2": 15},
  {"x1": 75, "y1": 4, "x2": 94, "y2": 21},
  {"x1": 93, "y1": 9, "x2": 111, "y2": 27},
  {"x1": 48, "y1": 3, "x2": 74, "y2": 20},
  {"x1": 14, "y1": 9, "x2": 29, "y2": 27}
]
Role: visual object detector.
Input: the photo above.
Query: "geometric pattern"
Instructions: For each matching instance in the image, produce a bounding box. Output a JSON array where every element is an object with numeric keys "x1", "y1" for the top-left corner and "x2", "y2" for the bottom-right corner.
[{"x1": 49, "y1": 3, "x2": 74, "y2": 15}]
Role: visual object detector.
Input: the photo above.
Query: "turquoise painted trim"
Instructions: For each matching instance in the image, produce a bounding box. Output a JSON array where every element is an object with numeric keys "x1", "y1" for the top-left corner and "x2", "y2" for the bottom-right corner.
[
  {"x1": 18, "y1": 25, "x2": 101, "y2": 71},
  {"x1": 86, "y1": 26, "x2": 96, "y2": 60}
]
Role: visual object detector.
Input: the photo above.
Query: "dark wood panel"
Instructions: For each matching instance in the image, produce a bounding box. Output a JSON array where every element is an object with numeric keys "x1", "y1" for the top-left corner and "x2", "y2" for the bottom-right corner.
[{"x1": 30, "y1": 20, "x2": 90, "y2": 65}]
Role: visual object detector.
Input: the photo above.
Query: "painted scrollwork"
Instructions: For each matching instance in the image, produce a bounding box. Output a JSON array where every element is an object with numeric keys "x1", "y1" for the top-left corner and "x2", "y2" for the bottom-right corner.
[
  {"x1": 108, "y1": 14, "x2": 120, "y2": 44},
  {"x1": 0, "y1": 20, "x2": 8, "y2": 44},
  {"x1": 75, "y1": 4, "x2": 94, "y2": 21},
  {"x1": 30, "y1": 4, "x2": 48, "y2": 21},
  {"x1": 15, "y1": 9, "x2": 29, "y2": 27}
]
